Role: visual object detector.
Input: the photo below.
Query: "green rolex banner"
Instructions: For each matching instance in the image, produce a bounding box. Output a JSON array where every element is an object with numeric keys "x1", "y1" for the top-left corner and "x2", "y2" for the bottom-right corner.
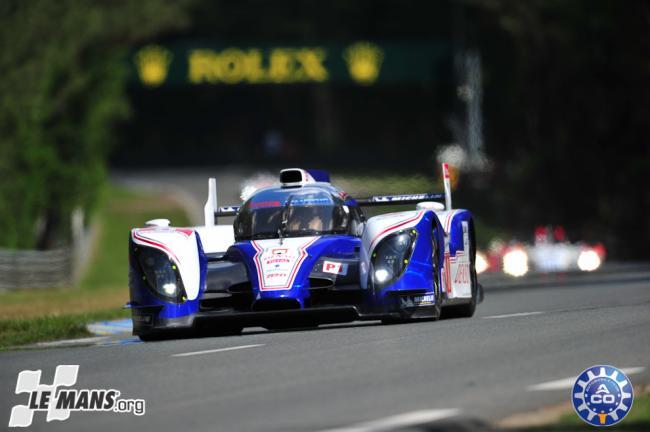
[{"x1": 131, "y1": 41, "x2": 450, "y2": 87}]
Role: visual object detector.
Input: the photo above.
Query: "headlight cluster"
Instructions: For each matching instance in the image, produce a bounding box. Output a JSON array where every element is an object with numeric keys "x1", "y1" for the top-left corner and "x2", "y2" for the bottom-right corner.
[
  {"x1": 371, "y1": 230, "x2": 417, "y2": 289},
  {"x1": 577, "y1": 249, "x2": 601, "y2": 272},
  {"x1": 135, "y1": 246, "x2": 186, "y2": 302},
  {"x1": 475, "y1": 251, "x2": 489, "y2": 274},
  {"x1": 502, "y1": 248, "x2": 529, "y2": 277}
]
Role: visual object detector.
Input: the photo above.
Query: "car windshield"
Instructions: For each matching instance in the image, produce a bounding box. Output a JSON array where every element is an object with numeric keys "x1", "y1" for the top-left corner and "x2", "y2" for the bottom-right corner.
[{"x1": 235, "y1": 191, "x2": 349, "y2": 240}]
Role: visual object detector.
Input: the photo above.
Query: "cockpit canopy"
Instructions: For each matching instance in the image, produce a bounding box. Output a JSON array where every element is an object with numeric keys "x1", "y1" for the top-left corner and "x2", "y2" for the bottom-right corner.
[{"x1": 234, "y1": 188, "x2": 350, "y2": 241}]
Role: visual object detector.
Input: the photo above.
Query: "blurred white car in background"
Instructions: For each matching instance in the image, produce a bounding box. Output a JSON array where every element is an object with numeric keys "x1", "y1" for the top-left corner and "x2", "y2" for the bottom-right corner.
[{"x1": 477, "y1": 225, "x2": 605, "y2": 277}]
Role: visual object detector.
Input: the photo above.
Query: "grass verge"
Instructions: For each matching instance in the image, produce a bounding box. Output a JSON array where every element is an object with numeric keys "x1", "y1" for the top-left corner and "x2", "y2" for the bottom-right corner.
[
  {"x1": 506, "y1": 386, "x2": 650, "y2": 431},
  {"x1": 0, "y1": 184, "x2": 189, "y2": 349}
]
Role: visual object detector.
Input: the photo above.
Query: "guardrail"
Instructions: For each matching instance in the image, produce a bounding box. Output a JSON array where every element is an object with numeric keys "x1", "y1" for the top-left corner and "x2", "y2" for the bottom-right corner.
[
  {"x1": 0, "y1": 208, "x2": 96, "y2": 291},
  {"x1": 0, "y1": 248, "x2": 72, "y2": 289}
]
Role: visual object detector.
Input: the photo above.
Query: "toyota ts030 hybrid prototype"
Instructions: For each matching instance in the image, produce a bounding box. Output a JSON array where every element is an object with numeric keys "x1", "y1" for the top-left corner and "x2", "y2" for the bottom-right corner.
[{"x1": 127, "y1": 164, "x2": 482, "y2": 340}]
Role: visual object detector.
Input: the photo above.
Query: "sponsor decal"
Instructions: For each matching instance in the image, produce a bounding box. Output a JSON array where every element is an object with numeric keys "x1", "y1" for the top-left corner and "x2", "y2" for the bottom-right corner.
[
  {"x1": 131, "y1": 313, "x2": 153, "y2": 325},
  {"x1": 370, "y1": 193, "x2": 444, "y2": 203},
  {"x1": 400, "y1": 294, "x2": 435, "y2": 308},
  {"x1": 452, "y1": 262, "x2": 471, "y2": 285},
  {"x1": 252, "y1": 237, "x2": 319, "y2": 290},
  {"x1": 290, "y1": 197, "x2": 332, "y2": 205},
  {"x1": 322, "y1": 260, "x2": 348, "y2": 275},
  {"x1": 8, "y1": 366, "x2": 145, "y2": 427},
  {"x1": 441, "y1": 218, "x2": 472, "y2": 298},
  {"x1": 188, "y1": 47, "x2": 328, "y2": 85},
  {"x1": 572, "y1": 365, "x2": 633, "y2": 426},
  {"x1": 448, "y1": 251, "x2": 471, "y2": 298},
  {"x1": 372, "y1": 194, "x2": 429, "y2": 202},
  {"x1": 250, "y1": 201, "x2": 281, "y2": 209}
]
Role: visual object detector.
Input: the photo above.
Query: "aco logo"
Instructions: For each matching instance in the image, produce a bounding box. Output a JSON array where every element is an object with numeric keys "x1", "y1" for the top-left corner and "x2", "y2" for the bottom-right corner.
[{"x1": 572, "y1": 365, "x2": 634, "y2": 427}]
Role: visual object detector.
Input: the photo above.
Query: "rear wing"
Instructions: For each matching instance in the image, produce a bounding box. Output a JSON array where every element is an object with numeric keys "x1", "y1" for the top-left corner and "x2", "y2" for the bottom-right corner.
[
  {"x1": 357, "y1": 163, "x2": 453, "y2": 210},
  {"x1": 203, "y1": 163, "x2": 453, "y2": 225},
  {"x1": 356, "y1": 193, "x2": 445, "y2": 206}
]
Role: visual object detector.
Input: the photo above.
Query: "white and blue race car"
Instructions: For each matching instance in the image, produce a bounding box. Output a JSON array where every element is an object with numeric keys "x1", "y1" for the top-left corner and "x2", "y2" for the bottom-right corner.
[{"x1": 128, "y1": 164, "x2": 481, "y2": 340}]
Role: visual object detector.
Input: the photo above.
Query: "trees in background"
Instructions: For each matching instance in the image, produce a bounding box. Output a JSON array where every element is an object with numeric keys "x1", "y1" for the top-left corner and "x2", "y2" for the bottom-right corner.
[
  {"x1": 466, "y1": 0, "x2": 649, "y2": 257},
  {"x1": 0, "y1": 0, "x2": 191, "y2": 249},
  {"x1": 1, "y1": 0, "x2": 647, "y2": 257}
]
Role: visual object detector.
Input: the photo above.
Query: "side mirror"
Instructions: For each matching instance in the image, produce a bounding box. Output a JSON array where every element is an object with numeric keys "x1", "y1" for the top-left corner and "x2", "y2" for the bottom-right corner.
[
  {"x1": 416, "y1": 201, "x2": 445, "y2": 211},
  {"x1": 204, "y1": 178, "x2": 217, "y2": 227},
  {"x1": 145, "y1": 218, "x2": 170, "y2": 227}
]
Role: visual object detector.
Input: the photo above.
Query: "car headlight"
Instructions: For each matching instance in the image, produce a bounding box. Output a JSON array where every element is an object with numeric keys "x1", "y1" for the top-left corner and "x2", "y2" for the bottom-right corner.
[
  {"x1": 502, "y1": 248, "x2": 528, "y2": 277},
  {"x1": 577, "y1": 249, "x2": 601, "y2": 272},
  {"x1": 475, "y1": 251, "x2": 489, "y2": 274},
  {"x1": 371, "y1": 229, "x2": 417, "y2": 289},
  {"x1": 135, "y1": 246, "x2": 186, "y2": 302}
]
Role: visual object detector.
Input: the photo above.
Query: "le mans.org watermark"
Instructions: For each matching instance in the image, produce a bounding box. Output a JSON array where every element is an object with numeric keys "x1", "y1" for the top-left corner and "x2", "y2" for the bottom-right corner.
[{"x1": 8, "y1": 365, "x2": 145, "y2": 427}]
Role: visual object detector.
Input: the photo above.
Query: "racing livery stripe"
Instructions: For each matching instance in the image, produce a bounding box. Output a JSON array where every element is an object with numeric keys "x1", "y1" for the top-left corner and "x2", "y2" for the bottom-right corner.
[
  {"x1": 443, "y1": 162, "x2": 450, "y2": 179},
  {"x1": 138, "y1": 227, "x2": 194, "y2": 237},
  {"x1": 370, "y1": 211, "x2": 424, "y2": 250},
  {"x1": 132, "y1": 231, "x2": 182, "y2": 264},
  {"x1": 445, "y1": 252, "x2": 452, "y2": 293},
  {"x1": 444, "y1": 210, "x2": 458, "y2": 233},
  {"x1": 448, "y1": 251, "x2": 465, "y2": 261}
]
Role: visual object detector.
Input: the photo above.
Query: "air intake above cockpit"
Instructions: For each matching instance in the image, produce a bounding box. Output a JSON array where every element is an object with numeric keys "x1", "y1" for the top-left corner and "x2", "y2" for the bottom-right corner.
[{"x1": 279, "y1": 168, "x2": 316, "y2": 187}]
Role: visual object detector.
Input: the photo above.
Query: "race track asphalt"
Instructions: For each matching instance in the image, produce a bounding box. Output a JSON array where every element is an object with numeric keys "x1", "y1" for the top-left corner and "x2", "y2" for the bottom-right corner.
[{"x1": 1, "y1": 268, "x2": 649, "y2": 431}]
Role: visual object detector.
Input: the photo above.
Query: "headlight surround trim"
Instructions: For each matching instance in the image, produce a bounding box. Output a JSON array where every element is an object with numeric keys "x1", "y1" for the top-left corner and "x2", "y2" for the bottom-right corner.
[
  {"x1": 371, "y1": 229, "x2": 418, "y2": 289},
  {"x1": 134, "y1": 245, "x2": 187, "y2": 303}
]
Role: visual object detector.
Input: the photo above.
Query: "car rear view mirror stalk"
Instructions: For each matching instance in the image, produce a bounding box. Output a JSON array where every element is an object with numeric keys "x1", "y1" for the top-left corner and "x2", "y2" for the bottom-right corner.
[{"x1": 204, "y1": 178, "x2": 218, "y2": 226}]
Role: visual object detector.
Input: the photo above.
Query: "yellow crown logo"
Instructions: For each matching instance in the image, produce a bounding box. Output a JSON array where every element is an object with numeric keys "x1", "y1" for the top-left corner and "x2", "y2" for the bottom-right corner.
[
  {"x1": 343, "y1": 42, "x2": 384, "y2": 85},
  {"x1": 134, "y1": 45, "x2": 172, "y2": 87}
]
